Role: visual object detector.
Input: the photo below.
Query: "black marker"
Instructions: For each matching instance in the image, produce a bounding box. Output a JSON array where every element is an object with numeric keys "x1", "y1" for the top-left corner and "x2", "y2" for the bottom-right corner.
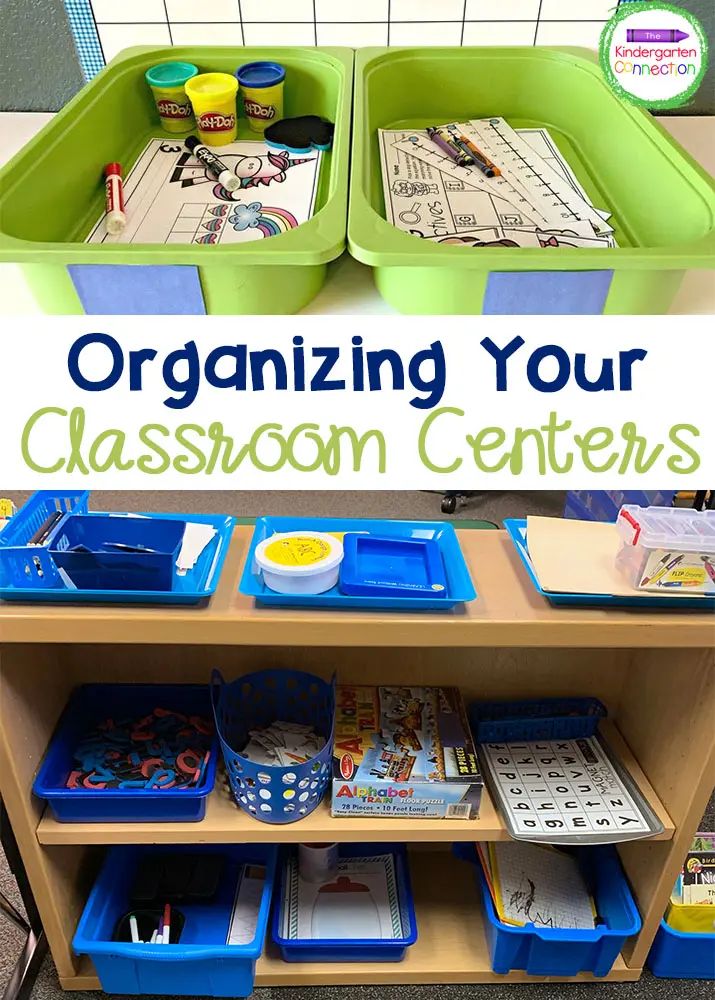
[
  {"x1": 29, "y1": 510, "x2": 63, "y2": 546},
  {"x1": 185, "y1": 136, "x2": 240, "y2": 192}
]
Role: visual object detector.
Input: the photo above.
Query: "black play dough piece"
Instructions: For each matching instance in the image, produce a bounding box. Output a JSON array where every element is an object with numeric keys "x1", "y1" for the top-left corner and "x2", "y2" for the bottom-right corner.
[{"x1": 264, "y1": 115, "x2": 334, "y2": 152}]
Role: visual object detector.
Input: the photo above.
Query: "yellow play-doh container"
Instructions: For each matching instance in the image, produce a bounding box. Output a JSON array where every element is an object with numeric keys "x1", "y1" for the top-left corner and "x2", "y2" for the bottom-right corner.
[
  {"x1": 145, "y1": 62, "x2": 198, "y2": 133},
  {"x1": 236, "y1": 61, "x2": 285, "y2": 133},
  {"x1": 185, "y1": 72, "x2": 239, "y2": 146}
]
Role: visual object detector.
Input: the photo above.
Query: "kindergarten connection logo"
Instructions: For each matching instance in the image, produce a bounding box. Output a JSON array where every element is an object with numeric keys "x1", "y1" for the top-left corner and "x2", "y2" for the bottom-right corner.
[{"x1": 600, "y1": 2, "x2": 707, "y2": 109}]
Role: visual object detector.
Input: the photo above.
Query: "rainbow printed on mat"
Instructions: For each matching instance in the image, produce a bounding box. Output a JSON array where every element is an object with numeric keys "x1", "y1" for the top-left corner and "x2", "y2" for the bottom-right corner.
[
  {"x1": 255, "y1": 206, "x2": 299, "y2": 237},
  {"x1": 229, "y1": 201, "x2": 298, "y2": 239}
]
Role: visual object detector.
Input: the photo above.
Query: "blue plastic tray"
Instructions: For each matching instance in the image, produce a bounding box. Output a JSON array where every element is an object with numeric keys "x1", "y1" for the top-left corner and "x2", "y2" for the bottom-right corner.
[
  {"x1": 74, "y1": 844, "x2": 277, "y2": 996},
  {"x1": 0, "y1": 512, "x2": 234, "y2": 604},
  {"x1": 272, "y1": 843, "x2": 417, "y2": 962},
  {"x1": 33, "y1": 683, "x2": 219, "y2": 823},
  {"x1": 504, "y1": 518, "x2": 715, "y2": 611},
  {"x1": 340, "y1": 533, "x2": 448, "y2": 598},
  {"x1": 647, "y1": 920, "x2": 715, "y2": 980},
  {"x1": 239, "y1": 517, "x2": 476, "y2": 610}
]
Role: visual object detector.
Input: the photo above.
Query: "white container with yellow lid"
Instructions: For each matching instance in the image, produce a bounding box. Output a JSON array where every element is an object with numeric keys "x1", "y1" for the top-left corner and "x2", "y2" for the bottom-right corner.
[{"x1": 254, "y1": 531, "x2": 343, "y2": 595}]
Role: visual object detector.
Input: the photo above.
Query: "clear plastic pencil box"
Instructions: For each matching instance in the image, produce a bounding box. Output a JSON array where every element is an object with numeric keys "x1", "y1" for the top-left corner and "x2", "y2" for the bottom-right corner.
[{"x1": 615, "y1": 505, "x2": 715, "y2": 595}]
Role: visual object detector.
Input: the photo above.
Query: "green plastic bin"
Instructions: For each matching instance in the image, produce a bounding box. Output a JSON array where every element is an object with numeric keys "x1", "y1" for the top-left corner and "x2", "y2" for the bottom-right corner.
[
  {"x1": 349, "y1": 47, "x2": 715, "y2": 315},
  {"x1": 0, "y1": 46, "x2": 352, "y2": 315}
]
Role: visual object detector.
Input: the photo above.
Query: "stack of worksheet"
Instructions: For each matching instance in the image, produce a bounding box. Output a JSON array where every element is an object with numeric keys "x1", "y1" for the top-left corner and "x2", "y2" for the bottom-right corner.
[
  {"x1": 379, "y1": 117, "x2": 617, "y2": 249},
  {"x1": 477, "y1": 841, "x2": 596, "y2": 929}
]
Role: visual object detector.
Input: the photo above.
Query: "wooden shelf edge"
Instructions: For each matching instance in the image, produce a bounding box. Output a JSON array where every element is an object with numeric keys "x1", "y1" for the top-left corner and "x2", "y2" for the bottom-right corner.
[
  {"x1": 36, "y1": 722, "x2": 674, "y2": 847},
  {"x1": 59, "y1": 965, "x2": 642, "y2": 989},
  {"x1": 3, "y1": 530, "x2": 714, "y2": 648},
  {"x1": 598, "y1": 720, "x2": 675, "y2": 842},
  {"x1": 37, "y1": 779, "x2": 506, "y2": 846}
]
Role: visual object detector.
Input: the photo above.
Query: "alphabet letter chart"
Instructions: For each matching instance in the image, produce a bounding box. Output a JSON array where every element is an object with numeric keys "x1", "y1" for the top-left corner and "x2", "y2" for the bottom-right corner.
[{"x1": 480, "y1": 735, "x2": 663, "y2": 844}]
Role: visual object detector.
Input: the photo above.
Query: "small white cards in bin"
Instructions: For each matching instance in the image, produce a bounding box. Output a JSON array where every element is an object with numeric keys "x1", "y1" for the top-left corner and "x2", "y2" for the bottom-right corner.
[{"x1": 241, "y1": 720, "x2": 326, "y2": 767}]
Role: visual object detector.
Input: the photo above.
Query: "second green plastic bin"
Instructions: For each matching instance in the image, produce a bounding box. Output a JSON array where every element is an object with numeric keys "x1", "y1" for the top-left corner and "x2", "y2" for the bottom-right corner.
[{"x1": 349, "y1": 46, "x2": 715, "y2": 315}]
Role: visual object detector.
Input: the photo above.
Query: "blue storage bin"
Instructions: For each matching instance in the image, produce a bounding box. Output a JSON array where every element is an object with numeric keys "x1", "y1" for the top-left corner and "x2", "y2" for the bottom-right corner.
[
  {"x1": 462, "y1": 844, "x2": 641, "y2": 977},
  {"x1": 0, "y1": 490, "x2": 89, "y2": 589},
  {"x1": 647, "y1": 920, "x2": 715, "y2": 980},
  {"x1": 50, "y1": 514, "x2": 185, "y2": 591},
  {"x1": 564, "y1": 491, "x2": 675, "y2": 522},
  {"x1": 469, "y1": 698, "x2": 607, "y2": 743},
  {"x1": 211, "y1": 668, "x2": 334, "y2": 825},
  {"x1": 73, "y1": 844, "x2": 277, "y2": 997},
  {"x1": 33, "y1": 684, "x2": 218, "y2": 823},
  {"x1": 272, "y1": 843, "x2": 418, "y2": 962}
]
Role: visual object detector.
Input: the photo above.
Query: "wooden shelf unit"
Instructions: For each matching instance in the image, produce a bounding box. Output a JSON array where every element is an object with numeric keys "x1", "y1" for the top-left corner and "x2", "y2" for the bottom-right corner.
[{"x1": 1, "y1": 527, "x2": 713, "y2": 991}]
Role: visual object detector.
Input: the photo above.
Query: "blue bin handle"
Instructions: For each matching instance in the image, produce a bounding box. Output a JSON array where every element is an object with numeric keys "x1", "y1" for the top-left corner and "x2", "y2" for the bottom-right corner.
[
  {"x1": 209, "y1": 669, "x2": 226, "y2": 741},
  {"x1": 452, "y1": 842, "x2": 478, "y2": 865},
  {"x1": 106, "y1": 942, "x2": 262, "y2": 962}
]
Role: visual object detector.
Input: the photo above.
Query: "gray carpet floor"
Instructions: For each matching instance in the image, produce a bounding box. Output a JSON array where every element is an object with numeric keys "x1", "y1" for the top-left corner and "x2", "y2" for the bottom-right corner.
[
  {"x1": 1, "y1": 490, "x2": 713, "y2": 999},
  {"x1": 0, "y1": 489, "x2": 566, "y2": 523}
]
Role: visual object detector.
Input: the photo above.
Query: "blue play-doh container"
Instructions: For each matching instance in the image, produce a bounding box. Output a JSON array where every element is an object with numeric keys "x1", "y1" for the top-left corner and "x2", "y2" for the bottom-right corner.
[{"x1": 236, "y1": 61, "x2": 286, "y2": 132}]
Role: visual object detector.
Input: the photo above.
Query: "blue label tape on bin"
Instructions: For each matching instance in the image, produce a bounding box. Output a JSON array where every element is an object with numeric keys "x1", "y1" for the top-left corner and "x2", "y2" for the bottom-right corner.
[{"x1": 68, "y1": 264, "x2": 206, "y2": 315}]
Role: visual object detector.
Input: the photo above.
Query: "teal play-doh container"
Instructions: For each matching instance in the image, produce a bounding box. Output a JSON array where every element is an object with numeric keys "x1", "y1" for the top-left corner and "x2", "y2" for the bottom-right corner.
[
  {"x1": 145, "y1": 61, "x2": 199, "y2": 133},
  {"x1": 236, "y1": 61, "x2": 286, "y2": 133}
]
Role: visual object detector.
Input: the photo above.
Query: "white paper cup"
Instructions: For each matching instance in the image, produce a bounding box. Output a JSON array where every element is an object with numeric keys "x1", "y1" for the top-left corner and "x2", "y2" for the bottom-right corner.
[{"x1": 299, "y1": 842, "x2": 339, "y2": 883}]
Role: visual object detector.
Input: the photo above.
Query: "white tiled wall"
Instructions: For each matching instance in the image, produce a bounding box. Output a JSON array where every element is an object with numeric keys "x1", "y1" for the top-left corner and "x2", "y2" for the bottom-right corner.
[
  {"x1": 316, "y1": 22, "x2": 388, "y2": 46},
  {"x1": 242, "y1": 22, "x2": 316, "y2": 44},
  {"x1": 465, "y1": 0, "x2": 541, "y2": 17},
  {"x1": 89, "y1": 0, "x2": 617, "y2": 62},
  {"x1": 241, "y1": 0, "x2": 315, "y2": 24},
  {"x1": 535, "y1": 20, "x2": 606, "y2": 47},
  {"x1": 390, "y1": 0, "x2": 464, "y2": 20},
  {"x1": 169, "y1": 23, "x2": 244, "y2": 46},
  {"x1": 97, "y1": 23, "x2": 171, "y2": 63},
  {"x1": 315, "y1": 0, "x2": 388, "y2": 21},
  {"x1": 166, "y1": 0, "x2": 241, "y2": 22},
  {"x1": 462, "y1": 21, "x2": 536, "y2": 46}
]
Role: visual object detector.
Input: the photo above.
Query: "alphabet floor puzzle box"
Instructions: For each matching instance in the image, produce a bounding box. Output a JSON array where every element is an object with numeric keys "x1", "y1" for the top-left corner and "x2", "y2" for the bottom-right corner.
[{"x1": 332, "y1": 685, "x2": 483, "y2": 819}]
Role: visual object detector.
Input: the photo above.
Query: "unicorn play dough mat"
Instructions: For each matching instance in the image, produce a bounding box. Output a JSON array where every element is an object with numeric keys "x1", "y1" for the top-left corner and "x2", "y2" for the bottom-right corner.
[{"x1": 86, "y1": 138, "x2": 322, "y2": 245}]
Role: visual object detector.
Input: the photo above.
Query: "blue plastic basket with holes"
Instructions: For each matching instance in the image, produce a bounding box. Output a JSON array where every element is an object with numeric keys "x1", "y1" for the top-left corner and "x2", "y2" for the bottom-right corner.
[
  {"x1": 469, "y1": 697, "x2": 607, "y2": 743},
  {"x1": 0, "y1": 491, "x2": 89, "y2": 589},
  {"x1": 210, "y1": 669, "x2": 335, "y2": 825}
]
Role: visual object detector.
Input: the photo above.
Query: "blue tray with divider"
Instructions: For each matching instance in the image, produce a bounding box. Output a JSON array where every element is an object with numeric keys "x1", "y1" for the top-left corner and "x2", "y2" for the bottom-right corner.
[
  {"x1": 239, "y1": 516, "x2": 476, "y2": 610},
  {"x1": 504, "y1": 518, "x2": 715, "y2": 611},
  {"x1": 0, "y1": 491, "x2": 234, "y2": 605}
]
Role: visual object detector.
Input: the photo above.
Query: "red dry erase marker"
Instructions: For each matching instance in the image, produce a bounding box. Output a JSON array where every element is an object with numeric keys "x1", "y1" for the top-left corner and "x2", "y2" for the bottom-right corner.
[{"x1": 104, "y1": 162, "x2": 126, "y2": 235}]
